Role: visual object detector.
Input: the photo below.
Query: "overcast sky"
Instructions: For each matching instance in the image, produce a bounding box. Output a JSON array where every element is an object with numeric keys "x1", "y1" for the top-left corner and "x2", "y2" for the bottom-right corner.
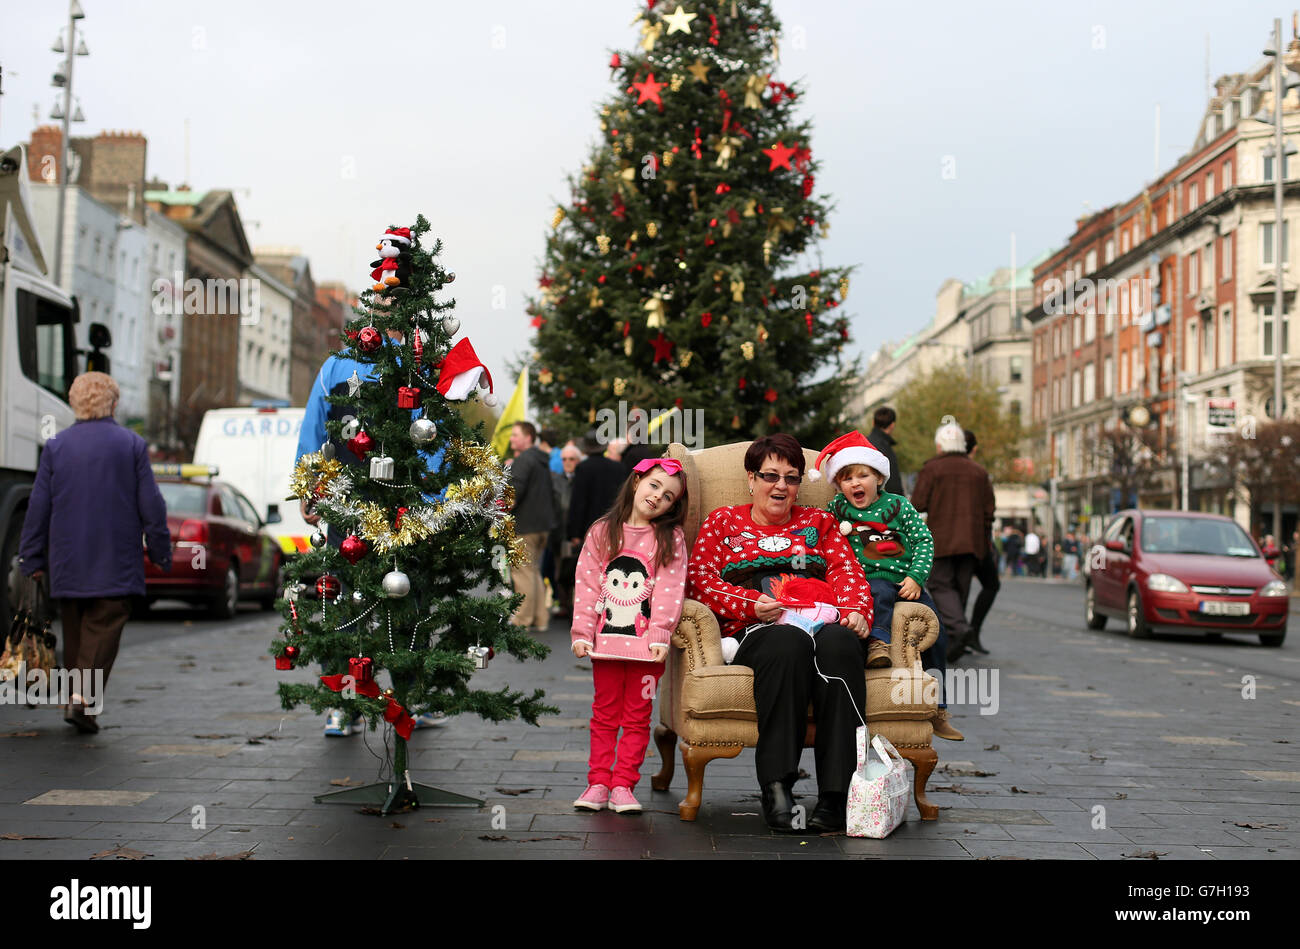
[{"x1": 0, "y1": 0, "x2": 1288, "y2": 397}]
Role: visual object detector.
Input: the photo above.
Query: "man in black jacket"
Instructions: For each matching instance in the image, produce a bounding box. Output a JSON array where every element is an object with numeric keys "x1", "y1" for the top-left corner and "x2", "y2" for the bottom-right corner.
[
  {"x1": 567, "y1": 432, "x2": 627, "y2": 548},
  {"x1": 868, "y1": 406, "x2": 904, "y2": 497},
  {"x1": 507, "y1": 422, "x2": 555, "y2": 631}
]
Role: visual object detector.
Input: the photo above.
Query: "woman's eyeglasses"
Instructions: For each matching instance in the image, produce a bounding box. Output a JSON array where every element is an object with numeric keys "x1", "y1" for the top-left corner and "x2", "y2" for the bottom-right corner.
[{"x1": 754, "y1": 471, "x2": 802, "y2": 487}]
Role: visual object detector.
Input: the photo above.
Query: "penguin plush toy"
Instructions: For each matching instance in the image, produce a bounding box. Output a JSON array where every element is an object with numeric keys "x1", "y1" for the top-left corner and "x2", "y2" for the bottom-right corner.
[{"x1": 370, "y1": 226, "x2": 413, "y2": 292}]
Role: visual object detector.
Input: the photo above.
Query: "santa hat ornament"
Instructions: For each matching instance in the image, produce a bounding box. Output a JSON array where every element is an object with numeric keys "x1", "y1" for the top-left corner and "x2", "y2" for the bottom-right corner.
[
  {"x1": 435, "y1": 338, "x2": 495, "y2": 403},
  {"x1": 378, "y1": 227, "x2": 412, "y2": 247},
  {"x1": 809, "y1": 430, "x2": 890, "y2": 483}
]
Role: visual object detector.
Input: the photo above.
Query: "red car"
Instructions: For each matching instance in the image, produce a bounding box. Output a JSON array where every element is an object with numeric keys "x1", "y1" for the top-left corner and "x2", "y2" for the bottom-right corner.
[
  {"x1": 1084, "y1": 509, "x2": 1289, "y2": 646},
  {"x1": 143, "y1": 464, "x2": 284, "y2": 618}
]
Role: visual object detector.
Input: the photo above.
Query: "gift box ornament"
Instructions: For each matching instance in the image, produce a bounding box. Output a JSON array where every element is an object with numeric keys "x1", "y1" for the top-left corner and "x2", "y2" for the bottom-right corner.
[
  {"x1": 397, "y1": 386, "x2": 422, "y2": 409},
  {"x1": 467, "y1": 645, "x2": 493, "y2": 669},
  {"x1": 348, "y1": 656, "x2": 374, "y2": 683},
  {"x1": 369, "y1": 455, "x2": 395, "y2": 479}
]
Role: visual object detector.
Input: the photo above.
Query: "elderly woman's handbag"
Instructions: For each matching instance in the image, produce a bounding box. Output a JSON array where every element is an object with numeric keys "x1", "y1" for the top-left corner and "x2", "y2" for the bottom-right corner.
[{"x1": 846, "y1": 730, "x2": 913, "y2": 838}]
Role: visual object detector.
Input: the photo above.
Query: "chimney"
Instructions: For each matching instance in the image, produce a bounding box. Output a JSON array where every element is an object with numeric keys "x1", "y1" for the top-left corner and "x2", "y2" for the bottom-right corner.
[
  {"x1": 27, "y1": 126, "x2": 63, "y2": 184},
  {"x1": 84, "y1": 130, "x2": 148, "y2": 224}
]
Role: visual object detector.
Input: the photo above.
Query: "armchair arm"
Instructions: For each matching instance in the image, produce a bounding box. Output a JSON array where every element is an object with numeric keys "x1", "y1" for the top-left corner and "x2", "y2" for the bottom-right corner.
[
  {"x1": 672, "y1": 599, "x2": 726, "y2": 671},
  {"x1": 890, "y1": 600, "x2": 939, "y2": 669}
]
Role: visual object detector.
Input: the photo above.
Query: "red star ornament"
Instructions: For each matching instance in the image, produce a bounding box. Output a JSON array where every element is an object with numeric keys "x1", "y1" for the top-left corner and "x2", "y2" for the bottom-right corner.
[
  {"x1": 762, "y1": 141, "x2": 799, "y2": 171},
  {"x1": 649, "y1": 332, "x2": 675, "y2": 364},
  {"x1": 632, "y1": 73, "x2": 668, "y2": 108}
]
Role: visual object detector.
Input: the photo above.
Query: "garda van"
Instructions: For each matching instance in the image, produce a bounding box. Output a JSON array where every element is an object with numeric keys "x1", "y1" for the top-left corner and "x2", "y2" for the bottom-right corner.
[{"x1": 192, "y1": 406, "x2": 314, "y2": 557}]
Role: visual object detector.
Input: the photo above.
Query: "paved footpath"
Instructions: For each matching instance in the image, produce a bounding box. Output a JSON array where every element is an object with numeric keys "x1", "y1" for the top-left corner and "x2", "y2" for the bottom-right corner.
[{"x1": 0, "y1": 580, "x2": 1296, "y2": 860}]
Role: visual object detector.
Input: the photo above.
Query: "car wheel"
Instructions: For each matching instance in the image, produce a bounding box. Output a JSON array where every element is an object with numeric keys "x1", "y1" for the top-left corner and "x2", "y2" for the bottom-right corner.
[
  {"x1": 1084, "y1": 583, "x2": 1107, "y2": 630},
  {"x1": 1260, "y1": 631, "x2": 1286, "y2": 647},
  {"x1": 1126, "y1": 588, "x2": 1150, "y2": 639},
  {"x1": 210, "y1": 564, "x2": 239, "y2": 619}
]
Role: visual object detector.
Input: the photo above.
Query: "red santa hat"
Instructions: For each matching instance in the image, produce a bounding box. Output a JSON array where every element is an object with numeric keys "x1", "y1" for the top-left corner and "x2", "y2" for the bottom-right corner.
[
  {"x1": 435, "y1": 338, "x2": 494, "y2": 401},
  {"x1": 381, "y1": 227, "x2": 412, "y2": 246},
  {"x1": 809, "y1": 430, "x2": 889, "y2": 483}
]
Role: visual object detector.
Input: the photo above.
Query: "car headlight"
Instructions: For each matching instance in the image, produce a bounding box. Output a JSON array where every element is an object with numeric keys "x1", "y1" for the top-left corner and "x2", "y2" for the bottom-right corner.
[
  {"x1": 1260, "y1": 580, "x2": 1288, "y2": 597},
  {"x1": 1146, "y1": 573, "x2": 1189, "y2": 593}
]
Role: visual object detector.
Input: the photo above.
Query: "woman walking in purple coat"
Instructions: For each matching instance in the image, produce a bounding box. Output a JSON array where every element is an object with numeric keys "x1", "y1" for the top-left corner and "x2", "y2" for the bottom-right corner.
[{"x1": 18, "y1": 373, "x2": 172, "y2": 733}]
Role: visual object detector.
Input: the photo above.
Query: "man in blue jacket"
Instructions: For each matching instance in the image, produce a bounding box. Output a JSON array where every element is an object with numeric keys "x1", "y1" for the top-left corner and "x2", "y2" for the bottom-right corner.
[{"x1": 19, "y1": 373, "x2": 171, "y2": 734}]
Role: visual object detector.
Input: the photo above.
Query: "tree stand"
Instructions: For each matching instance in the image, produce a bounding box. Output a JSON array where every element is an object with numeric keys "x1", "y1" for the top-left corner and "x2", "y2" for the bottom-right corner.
[{"x1": 314, "y1": 734, "x2": 483, "y2": 815}]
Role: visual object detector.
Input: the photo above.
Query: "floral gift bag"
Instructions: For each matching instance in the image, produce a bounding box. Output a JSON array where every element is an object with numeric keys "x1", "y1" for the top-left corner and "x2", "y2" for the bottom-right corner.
[{"x1": 846, "y1": 729, "x2": 913, "y2": 838}]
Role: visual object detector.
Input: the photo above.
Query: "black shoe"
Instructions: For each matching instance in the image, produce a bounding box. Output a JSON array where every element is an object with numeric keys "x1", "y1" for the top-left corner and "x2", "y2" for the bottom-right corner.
[
  {"x1": 63, "y1": 705, "x2": 99, "y2": 735},
  {"x1": 966, "y1": 629, "x2": 990, "y2": 655},
  {"x1": 807, "y1": 793, "x2": 846, "y2": 832},
  {"x1": 759, "y1": 780, "x2": 795, "y2": 832}
]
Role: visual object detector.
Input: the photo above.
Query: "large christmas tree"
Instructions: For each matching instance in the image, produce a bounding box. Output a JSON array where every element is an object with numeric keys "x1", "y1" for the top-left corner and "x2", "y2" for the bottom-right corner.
[
  {"x1": 529, "y1": 0, "x2": 856, "y2": 445},
  {"x1": 273, "y1": 216, "x2": 551, "y2": 813}
]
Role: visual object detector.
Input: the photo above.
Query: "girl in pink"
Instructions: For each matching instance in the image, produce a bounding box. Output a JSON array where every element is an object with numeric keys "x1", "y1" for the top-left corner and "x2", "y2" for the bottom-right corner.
[{"x1": 571, "y1": 458, "x2": 689, "y2": 814}]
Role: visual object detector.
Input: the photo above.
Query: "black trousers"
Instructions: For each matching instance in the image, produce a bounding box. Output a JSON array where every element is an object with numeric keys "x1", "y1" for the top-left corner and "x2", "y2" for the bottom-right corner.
[
  {"x1": 927, "y1": 554, "x2": 978, "y2": 644},
  {"x1": 968, "y1": 546, "x2": 1001, "y2": 635},
  {"x1": 733, "y1": 623, "x2": 866, "y2": 795}
]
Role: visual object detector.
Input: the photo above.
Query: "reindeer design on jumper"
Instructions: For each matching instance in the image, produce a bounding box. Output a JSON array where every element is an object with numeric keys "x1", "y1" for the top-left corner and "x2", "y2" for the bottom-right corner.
[{"x1": 839, "y1": 497, "x2": 907, "y2": 561}]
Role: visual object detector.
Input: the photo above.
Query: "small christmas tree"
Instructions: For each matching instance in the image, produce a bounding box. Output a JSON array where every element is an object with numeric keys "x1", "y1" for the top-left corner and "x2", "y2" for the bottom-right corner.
[
  {"x1": 528, "y1": 0, "x2": 857, "y2": 445},
  {"x1": 273, "y1": 216, "x2": 552, "y2": 814}
]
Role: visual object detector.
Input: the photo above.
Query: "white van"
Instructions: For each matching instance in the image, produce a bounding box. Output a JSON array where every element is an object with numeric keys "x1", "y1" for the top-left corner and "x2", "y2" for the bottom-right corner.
[{"x1": 193, "y1": 407, "x2": 314, "y2": 556}]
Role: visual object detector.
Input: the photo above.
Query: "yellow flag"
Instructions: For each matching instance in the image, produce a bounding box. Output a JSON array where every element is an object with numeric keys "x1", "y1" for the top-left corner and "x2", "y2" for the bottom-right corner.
[
  {"x1": 647, "y1": 407, "x2": 678, "y2": 437},
  {"x1": 491, "y1": 367, "x2": 529, "y2": 458}
]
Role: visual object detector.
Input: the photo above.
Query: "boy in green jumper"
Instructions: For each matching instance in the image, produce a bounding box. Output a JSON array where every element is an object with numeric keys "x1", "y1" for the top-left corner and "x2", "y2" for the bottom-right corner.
[{"x1": 812, "y1": 432, "x2": 963, "y2": 740}]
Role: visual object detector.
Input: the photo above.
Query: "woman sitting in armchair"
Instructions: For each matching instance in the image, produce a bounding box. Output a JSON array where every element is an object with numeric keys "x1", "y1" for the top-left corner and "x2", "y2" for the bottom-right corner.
[{"x1": 685, "y1": 434, "x2": 875, "y2": 832}]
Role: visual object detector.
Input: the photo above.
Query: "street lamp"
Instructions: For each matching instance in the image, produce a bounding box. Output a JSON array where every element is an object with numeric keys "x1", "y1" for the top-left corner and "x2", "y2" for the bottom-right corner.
[
  {"x1": 1261, "y1": 18, "x2": 1300, "y2": 542},
  {"x1": 51, "y1": 0, "x2": 88, "y2": 288}
]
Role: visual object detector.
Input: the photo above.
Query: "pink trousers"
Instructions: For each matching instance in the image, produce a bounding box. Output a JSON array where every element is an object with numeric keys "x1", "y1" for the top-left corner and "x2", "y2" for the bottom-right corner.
[{"x1": 588, "y1": 658, "x2": 664, "y2": 789}]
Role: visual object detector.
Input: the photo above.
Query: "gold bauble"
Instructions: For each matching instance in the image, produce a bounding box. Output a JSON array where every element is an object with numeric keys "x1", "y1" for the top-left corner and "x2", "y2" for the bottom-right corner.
[
  {"x1": 596, "y1": 234, "x2": 612, "y2": 255},
  {"x1": 741, "y1": 341, "x2": 755, "y2": 360},
  {"x1": 614, "y1": 377, "x2": 627, "y2": 396}
]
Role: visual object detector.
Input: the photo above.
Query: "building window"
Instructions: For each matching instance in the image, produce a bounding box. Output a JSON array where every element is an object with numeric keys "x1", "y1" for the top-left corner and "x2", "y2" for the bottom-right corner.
[
  {"x1": 1260, "y1": 302, "x2": 1291, "y2": 356},
  {"x1": 1105, "y1": 239, "x2": 1115, "y2": 264},
  {"x1": 1203, "y1": 313, "x2": 1214, "y2": 368},
  {"x1": 1132, "y1": 347, "x2": 1140, "y2": 393},
  {"x1": 1072, "y1": 369, "x2": 1082, "y2": 407},
  {"x1": 1264, "y1": 151, "x2": 1291, "y2": 182},
  {"x1": 1084, "y1": 363, "x2": 1096, "y2": 402},
  {"x1": 1223, "y1": 159, "x2": 1233, "y2": 189},
  {"x1": 1203, "y1": 243, "x2": 1213, "y2": 288},
  {"x1": 1010, "y1": 355, "x2": 1023, "y2": 383},
  {"x1": 1010, "y1": 400, "x2": 1021, "y2": 419},
  {"x1": 1120, "y1": 350, "x2": 1128, "y2": 392},
  {"x1": 1103, "y1": 356, "x2": 1113, "y2": 397},
  {"x1": 1085, "y1": 249, "x2": 1097, "y2": 273},
  {"x1": 1188, "y1": 253, "x2": 1199, "y2": 294},
  {"x1": 1222, "y1": 307, "x2": 1232, "y2": 362},
  {"x1": 1206, "y1": 171, "x2": 1215, "y2": 201},
  {"x1": 1186, "y1": 319, "x2": 1198, "y2": 372},
  {"x1": 1261, "y1": 221, "x2": 1289, "y2": 267},
  {"x1": 1188, "y1": 182, "x2": 1199, "y2": 211},
  {"x1": 1221, "y1": 232, "x2": 1232, "y2": 281},
  {"x1": 1121, "y1": 230, "x2": 1130, "y2": 254},
  {"x1": 1084, "y1": 313, "x2": 1095, "y2": 343}
]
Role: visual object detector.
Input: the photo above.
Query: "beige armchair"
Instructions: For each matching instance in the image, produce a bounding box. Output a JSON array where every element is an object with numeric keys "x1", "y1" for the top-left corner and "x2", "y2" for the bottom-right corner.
[{"x1": 650, "y1": 441, "x2": 942, "y2": 822}]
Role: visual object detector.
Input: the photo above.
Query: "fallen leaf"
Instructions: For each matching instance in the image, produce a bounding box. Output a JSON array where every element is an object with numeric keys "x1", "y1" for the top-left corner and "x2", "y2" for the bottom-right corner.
[
  {"x1": 1114, "y1": 793, "x2": 1128, "y2": 800},
  {"x1": 91, "y1": 845, "x2": 152, "y2": 860},
  {"x1": 1089, "y1": 754, "x2": 1107, "y2": 762},
  {"x1": 187, "y1": 850, "x2": 255, "y2": 861},
  {"x1": 983, "y1": 744, "x2": 1000, "y2": 752},
  {"x1": 489, "y1": 736, "x2": 509, "y2": 742},
  {"x1": 1009, "y1": 786, "x2": 1044, "y2": 795},
  {"x1": 0, "y1": 731, "x2": 39, "y2": 738},
  {"x1": 932, "y1": 784, "x2": 992, "y2": 795},
  {"x1": 424, "y1": 818, "x2": 444, "y2": 823},
  {"x1": 1232, "y1": 821, "x2": 1286, "y2": 830},
  {"x1": 477, "y1": 834, "x2": 581, "y2": 843},
  {"x1": 479, "y1": 834, "x2": 509, "y2": 841},
  {"x1": 493, "y1": 787, "x2": 540, "y2": 796},
  {"x1": 389, "y1": 822, "x2": 404, "y2": 830},
  {"x1": 938, "y1": 765, "x2": 996, "y2": 778},
  {"x1": 1274, "y1": 739, "x2": 1291, "y2": 744},
  {"x1": 1123, "y1": 850, "x2": 1167, "y2": 860},
  {"x1": 330, "y1": 777, "x2": 364, "y2": 787},
  {"x1": 193, "y1": 734, "x2": 236, "y2": 740},
  {"x1": 1, "y1": 833, "x2": 59, "y2": 840}
]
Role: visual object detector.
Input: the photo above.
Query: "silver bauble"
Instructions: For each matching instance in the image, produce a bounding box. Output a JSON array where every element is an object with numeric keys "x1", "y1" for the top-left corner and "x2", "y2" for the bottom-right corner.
[
  {"x1": 409, "y1": 417, "x2": 437, "y2": 445},
  {"x1": 309, "y1": 529, "x2": 327, "y2": 548},
  {"x1": 352, "y1": 589, "x2": 365, "y2": 602},
  {"x1": 444, "y1": 272, "x2": 456, "y2": 283},
  {"x1": 441, "y1": 315, "x2": 460, "y2": 336},
  {"x1": 383, "y1": 570, "x2": 411, "y2": 598}
]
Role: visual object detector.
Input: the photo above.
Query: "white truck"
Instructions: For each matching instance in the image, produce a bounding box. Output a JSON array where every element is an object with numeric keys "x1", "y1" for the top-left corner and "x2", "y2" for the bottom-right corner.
[
  {"x1": 192, "y1": 406, "x2": 315, "y2": 557},
  {"x1": 0, "y1": 144, "x2": 107, "y2": 621}
]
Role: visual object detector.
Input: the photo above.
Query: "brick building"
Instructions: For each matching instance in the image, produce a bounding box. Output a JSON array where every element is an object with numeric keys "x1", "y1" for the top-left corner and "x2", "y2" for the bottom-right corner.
[
  {"x1": 254, "y1": 248, "x2": 318, "y2": 405},
  {"x1": 1025, "y1": 55, "x2": 1300, "y2": 540}
]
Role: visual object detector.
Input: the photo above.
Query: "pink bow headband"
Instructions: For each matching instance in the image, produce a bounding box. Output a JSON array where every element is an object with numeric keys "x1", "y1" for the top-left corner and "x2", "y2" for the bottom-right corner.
[{"x1": 632, "y1": 457, "x2": 683, "y2": 477}]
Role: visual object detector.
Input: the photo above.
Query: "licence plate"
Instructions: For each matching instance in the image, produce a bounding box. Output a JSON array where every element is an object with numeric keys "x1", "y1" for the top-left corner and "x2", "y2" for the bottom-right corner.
[{"x1": 1198, "y1": 600, "x2": 1249, "y2": 616}]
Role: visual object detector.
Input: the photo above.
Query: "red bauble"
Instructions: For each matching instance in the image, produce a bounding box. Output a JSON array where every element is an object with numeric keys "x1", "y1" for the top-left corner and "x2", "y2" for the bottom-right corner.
[
  {"x1": 340, "y1": 534, "x2": 368, "y2": 565},
  {"x1": 764, "y1": 388, "x2": 779, "y2": 403},
  {"x1": 285, "y1": 644, "x2": 299, "y2": 660},
  {"x1": 346, "y1": 430, "x2": 375, "y2": 458},
  {"x1": 316, "y1": 575, "x2": 340, "y2": 600},
  {"x1": 348, "y1": 656, "x2": 374, "y2": 683},
  {"x1": 738, "y1": 377, "x2": 747, "y2": 390},
  {"x1": 701, "y1": 312, "x2": 713, "y2": 327},
  {"x1": 552, "y1": 404, "x2": 561, "y2": 414},
  {"x1": 357, "y1": 326, "x2": 382, "y2": 352},
  {"x1": 397, "y1": 386, "x2": 422, "y2": 409},
  {"x1": 609, "y1": 53, "x2": 621, "y2": 68}
]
